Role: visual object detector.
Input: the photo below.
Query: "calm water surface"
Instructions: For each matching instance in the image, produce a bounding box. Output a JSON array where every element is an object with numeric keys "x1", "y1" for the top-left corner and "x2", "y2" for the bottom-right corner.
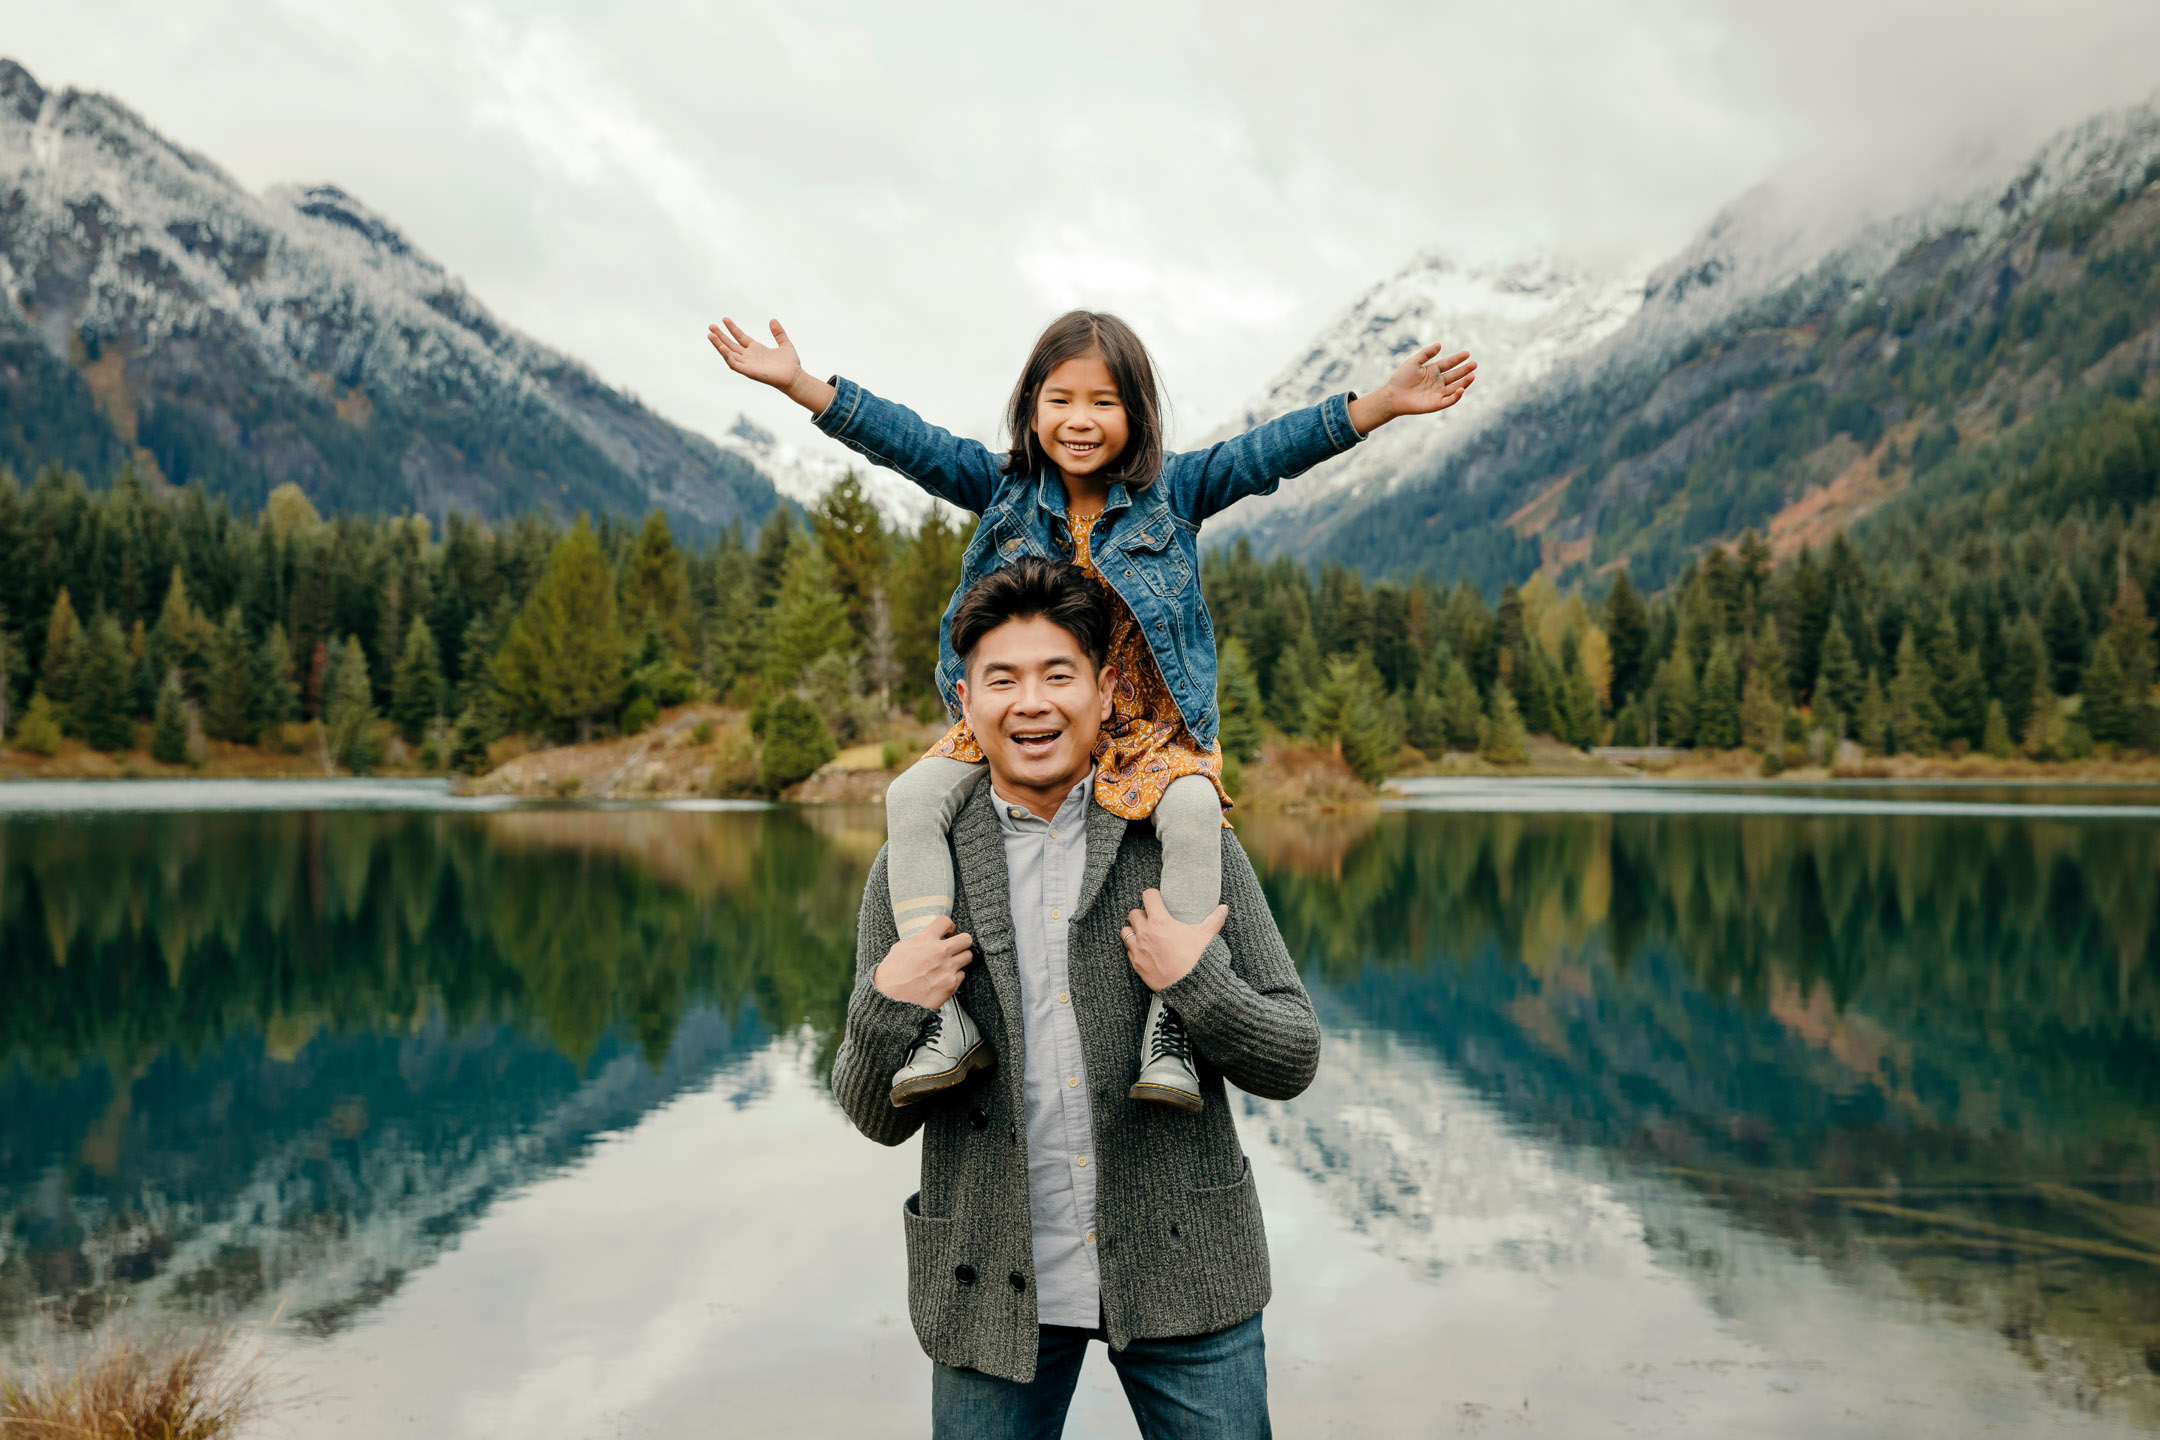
[{"x1": 3, "y1": 783, "x2": 2159, "y2": 1436}]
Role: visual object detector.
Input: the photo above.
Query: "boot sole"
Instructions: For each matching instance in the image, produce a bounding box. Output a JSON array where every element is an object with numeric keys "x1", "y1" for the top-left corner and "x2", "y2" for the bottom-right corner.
[
  {"x1": 890, "y1": 1039, "x2": 995, "y2": 1107},
  {"x1": 1128, "y1": 1081, "x2": 1204, "y2": 1113}
]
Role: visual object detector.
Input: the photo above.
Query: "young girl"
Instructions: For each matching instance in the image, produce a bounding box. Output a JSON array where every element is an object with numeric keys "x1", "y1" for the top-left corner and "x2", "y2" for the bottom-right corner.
[{"x1": 709, "y1": 310, "x2": 1474, "y2": 1111}]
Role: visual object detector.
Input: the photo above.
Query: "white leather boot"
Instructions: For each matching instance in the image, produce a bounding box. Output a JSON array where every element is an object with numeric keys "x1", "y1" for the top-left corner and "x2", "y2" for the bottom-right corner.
[
  {"x1": 890, "y1": 995, "x2": 993, "y2": 1106},
  {"x1": 1128, "y1": 993, "x2": 1203, "y2": 1112}
]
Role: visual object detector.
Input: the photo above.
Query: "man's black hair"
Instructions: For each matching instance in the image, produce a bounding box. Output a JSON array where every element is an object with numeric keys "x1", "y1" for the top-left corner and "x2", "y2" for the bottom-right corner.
[{"x1": 951, "y1": 556, "x2": 1111, "y2": 673}]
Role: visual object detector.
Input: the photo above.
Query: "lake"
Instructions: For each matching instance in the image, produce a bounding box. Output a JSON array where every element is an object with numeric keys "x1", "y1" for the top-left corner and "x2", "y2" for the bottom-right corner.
[{"x1": 3, "y1": 780, "x2": 2159, "y2": 1436}]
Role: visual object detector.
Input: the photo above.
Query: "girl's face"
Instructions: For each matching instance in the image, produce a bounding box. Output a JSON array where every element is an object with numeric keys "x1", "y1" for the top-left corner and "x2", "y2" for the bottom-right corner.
[{"x1": 1032, "y1": 352, "x2": 1129, "y2": 484}]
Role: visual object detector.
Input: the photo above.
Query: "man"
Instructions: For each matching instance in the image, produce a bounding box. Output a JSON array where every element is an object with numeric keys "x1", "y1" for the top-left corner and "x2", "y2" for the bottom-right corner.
[{"x1": 832, "y1": 556, "x2": 1320, "y2": 1439}]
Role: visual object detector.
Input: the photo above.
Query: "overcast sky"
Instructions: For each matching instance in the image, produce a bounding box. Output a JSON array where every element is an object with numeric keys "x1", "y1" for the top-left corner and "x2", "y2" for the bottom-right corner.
[{"x1": 14, "y1": 2, "x2": 2160, "y2": 455}]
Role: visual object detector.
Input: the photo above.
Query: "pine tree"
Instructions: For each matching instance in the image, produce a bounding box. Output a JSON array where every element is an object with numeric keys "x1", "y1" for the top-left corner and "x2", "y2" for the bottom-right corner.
[
  {"x1": 1437, "y1": 656, "x2": 1484, "y2": 751},
  {"x1": 889, "y1": 508, "x2": 965, "y2": 708},
  {"x1": 765, "y1": 542, "x2": 851, "y2": 686},
  {"x1": 40, "y1": 587, "x2": 85, "y2": 733},
  {"x1": 1558, "y1": 665, "x2": 1600, "y2": 749},
  {"x1": 202, "y1": 608, "x2": 258, "y2": 744},
  {"x1": 1604, "y1": 570, "x2": 1650, "y2": 705},
  {"x1": 1216, "y1": 638, "x2": 1265, "y2": 764},
  {"x1": 151, "y1": 668, "x2": 190, "y2": 765},
  {"x1": 149, "y1": 567, "x2": 212, "y2": 695},
  {"x1": 1305, "y1": 654, "x2": 1400, "y2": 783},
  {"x1": 1740, "y1": 660, "x2": 1785, "y2": 753},
  {"x1": 1926, "y1": 610, "x2": 1984, "y2": 746},
  {"x1": 1999, "y1": 612, "x2": 2047, "y2": 741},
  {"x1": 390, "y1": 617, "x2": 447, "y2": 744},
  {"x1": 620, "y1": 510, "x2": 695, "y2": 662},
  {"x1": 1696, "y1": 640, "x2": 1741, "y2": 748},
  {"x1": 753, "y1": 509, "x2": 796, "y2": 608},
  {"x1": 812, "y1": 473, "x2": 891, "y2": 645},
  {"x1": 1982, "y1": 699, "x2": 2015, "y2": 758},
  {"x1": 255, "y1": 624, "x2": 300, "y2": 735},
  {"x1": 2087, "y1": 571, "x2": 2158, "y2": 749},
  {"x1": 1814, "y1": 616, "x2": 1865, "y2": 724},
  {"x1": 327, "y1": 635, "x2": 383, "y2": 774},
  {"x1": 492, "y1": 517, "x2": 626, "y2": 742},
  {"x1": 0, "y1": 611, "x2": 15, "y2": 741},
  {"x1": 1517, "y1": 641, "x2": 1559, "y2": 737},
  {"x1": 1652, "y1": 643, "x2": 1697, "y2": 746},
  {"x1": 2081, "y1": 639, "x2": 2132, "y2": 745},
  {"x1": 1267, "y1": 632, "x2": 1324, "y2": 735},
  {"x1": 1478, "y1": 682, "x2": 1530, "y2": 765},
  {"x1": 2041, "y1": 570, "x2": 2087, "y2": 694},
  {"x1": 1856, "y1": 671, "x2": 1891, "y2": 754},
  {"x1": 1888, "y1": 628, "x2": 1942, "y2": 754},
  {"x1": 76, "y1": 613, "x2": 136, "y2": 752}
]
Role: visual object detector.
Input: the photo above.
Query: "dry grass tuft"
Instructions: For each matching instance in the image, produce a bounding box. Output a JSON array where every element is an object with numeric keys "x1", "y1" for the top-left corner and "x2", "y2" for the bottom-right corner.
[{"x1": 0, "y1": 1329, "x2": 268, "y2": 1440}]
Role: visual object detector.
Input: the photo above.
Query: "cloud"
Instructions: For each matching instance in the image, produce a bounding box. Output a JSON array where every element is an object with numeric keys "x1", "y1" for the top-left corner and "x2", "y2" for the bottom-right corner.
[{"x1": 10, "y1": 0, "x2": 2159, "y2": 465}]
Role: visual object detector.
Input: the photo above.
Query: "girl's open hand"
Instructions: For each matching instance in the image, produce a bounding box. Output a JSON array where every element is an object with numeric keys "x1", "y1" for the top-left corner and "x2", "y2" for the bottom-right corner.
[
  {"x1": 707, "y1": 318, "x2": 834, "y2": 415},
  {"x1": 1349, "y1": 344, "x2": 1477, "y2": 434},
  {"x1": 708, "y1": 317, "x2": 803, "y2": 388}
]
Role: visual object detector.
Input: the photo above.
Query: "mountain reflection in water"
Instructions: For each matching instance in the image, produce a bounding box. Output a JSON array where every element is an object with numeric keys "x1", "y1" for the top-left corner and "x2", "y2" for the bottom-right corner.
[{"x1": 2, "y1": 795, "x2": 2157, "y2": 1432}]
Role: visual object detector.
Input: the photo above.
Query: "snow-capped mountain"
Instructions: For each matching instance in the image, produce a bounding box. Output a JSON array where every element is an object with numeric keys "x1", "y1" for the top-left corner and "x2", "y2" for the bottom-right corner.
[
  {"x1": 1202, "y1": 253, "x2": 1642, "y2": 532},
  {"x1": 0, "y1": 58, "x2": 780, "y2": 535},
  {"x1": 1211, "y1": 89, "x2": 2160, "y2": 580}
]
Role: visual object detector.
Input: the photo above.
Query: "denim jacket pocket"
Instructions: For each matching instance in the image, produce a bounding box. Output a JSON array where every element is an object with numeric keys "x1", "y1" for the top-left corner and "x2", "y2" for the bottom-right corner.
[{"x1": 1120, "y1": 523, "x2": 1193, "y2": 600}]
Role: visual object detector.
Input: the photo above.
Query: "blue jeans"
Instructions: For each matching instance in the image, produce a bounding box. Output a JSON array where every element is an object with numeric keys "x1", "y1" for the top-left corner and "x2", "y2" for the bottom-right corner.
[{"x1": 931, "y1": 1314, "x2": 1270, "y2": 1439}]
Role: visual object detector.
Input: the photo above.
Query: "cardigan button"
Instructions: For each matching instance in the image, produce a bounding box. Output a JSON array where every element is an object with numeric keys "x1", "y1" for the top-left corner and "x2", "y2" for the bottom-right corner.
[
  {"x1": 969, "y1": 1107, "x2": 989, "y2": 1130},
  {"x1": 955, "y1": 1264, "x2": 977, "y2": 1286},
  {"x1": 1009, "y1": 1271, "x2": 1027, "y2": 1292}
]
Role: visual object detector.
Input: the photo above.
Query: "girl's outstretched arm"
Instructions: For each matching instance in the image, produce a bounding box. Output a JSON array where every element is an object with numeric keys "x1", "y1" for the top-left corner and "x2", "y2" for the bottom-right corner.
[
  {"x1": 1176, "y1": 344, "x2": 1476, "y2": 521},
  {"x1": 707, "y1": 317, "x2": 1001, "y2": 513}
]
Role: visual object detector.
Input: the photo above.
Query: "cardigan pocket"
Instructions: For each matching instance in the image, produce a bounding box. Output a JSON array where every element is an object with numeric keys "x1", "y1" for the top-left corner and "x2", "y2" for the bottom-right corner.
[{"x1": 903, "y1": 1190, "x2": 960, "y2": 1349}]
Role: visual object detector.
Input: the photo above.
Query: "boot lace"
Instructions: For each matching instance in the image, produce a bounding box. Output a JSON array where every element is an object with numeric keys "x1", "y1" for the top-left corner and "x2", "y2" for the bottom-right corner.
[
  {"x1": 1148, "y1": 1007, "x2": 1192, "y2": 1065},
  {"x1": 914, "y1": 1007, "x2": 945, "y2": 1050}
]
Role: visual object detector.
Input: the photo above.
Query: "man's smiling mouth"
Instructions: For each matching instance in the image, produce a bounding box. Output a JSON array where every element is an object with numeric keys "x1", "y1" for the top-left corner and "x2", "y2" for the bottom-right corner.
[{"x1": 1010, "y1": 729, "x2": 1061, "y2": 756}]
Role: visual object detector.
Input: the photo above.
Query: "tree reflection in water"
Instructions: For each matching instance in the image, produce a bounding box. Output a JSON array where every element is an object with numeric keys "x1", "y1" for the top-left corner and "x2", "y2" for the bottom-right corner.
[
  {"x1": 0, "y1": 807, "x2": 876, "y2": 1339},
  {"x1": 1242, "y1": 805, "x2": 2160, "y2": 1415},
  {"x1": 4, "y1": 801, "x2": 2158, "y2": 1411}
]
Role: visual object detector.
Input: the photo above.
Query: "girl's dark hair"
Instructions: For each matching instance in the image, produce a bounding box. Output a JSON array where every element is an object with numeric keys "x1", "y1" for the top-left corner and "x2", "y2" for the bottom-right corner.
[
  {"x1": 952, "y1": 556, "x2": 1111, "y2": 672},
  {"x1": 1002, "y1": 310, "x2": 1166, "y2": 490}
]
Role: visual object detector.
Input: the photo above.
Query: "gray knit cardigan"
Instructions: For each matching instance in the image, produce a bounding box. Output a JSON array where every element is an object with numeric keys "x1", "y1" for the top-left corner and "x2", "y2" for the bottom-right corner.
[{"x1": 832, "y1": 777, "x2": 1321, "y2": 1383}]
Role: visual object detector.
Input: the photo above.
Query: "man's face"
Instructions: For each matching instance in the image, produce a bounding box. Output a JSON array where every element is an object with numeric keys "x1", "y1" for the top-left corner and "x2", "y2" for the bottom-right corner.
[{"x1": 955, "y1": 616, "x2": 1112, "y2": 809}]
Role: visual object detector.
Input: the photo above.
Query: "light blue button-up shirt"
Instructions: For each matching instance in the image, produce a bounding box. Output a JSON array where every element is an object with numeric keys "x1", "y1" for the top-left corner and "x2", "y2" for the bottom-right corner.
[{"x1": 991, "y1": 771, "x2": 1102, "y2": 1329}]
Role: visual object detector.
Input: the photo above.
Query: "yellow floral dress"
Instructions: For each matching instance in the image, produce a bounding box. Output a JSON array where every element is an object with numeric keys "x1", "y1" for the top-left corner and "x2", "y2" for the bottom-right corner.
[{"x1": 926, "y1": 508, "x2": 1229, "y2": 823}]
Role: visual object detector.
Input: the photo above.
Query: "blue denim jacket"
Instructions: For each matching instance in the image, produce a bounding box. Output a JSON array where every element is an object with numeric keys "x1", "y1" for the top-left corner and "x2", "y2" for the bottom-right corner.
[{"x1": 814, "y1": 377, "x2": 1366, "y2": 749}]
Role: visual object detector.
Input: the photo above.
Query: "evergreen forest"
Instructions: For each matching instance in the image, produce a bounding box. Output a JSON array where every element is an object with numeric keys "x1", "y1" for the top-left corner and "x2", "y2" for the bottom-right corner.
[{"x1": 0, "y1": 377, "x2": 2156, "y2": 788}]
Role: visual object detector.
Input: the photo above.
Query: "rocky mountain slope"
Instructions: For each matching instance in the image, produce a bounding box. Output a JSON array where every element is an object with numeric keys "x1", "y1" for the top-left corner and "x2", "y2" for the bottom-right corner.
[
  {"x1": 1217, "y1": 92, "x2": 2160, "y2": 593},
  {"x1": 0, "y1": 58, "x2": 783, "y2": 536}
]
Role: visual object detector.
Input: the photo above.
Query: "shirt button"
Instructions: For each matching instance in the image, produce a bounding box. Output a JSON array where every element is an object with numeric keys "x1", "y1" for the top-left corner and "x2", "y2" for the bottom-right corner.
[
  {"x1": 1086, "y1": 1230, "x2": 1097, "y2": 1244},
  {"x1": 1057, "y1": 992, "x2": 1069, "y2": 1004},
  {"x1": 1076, "y1": 1155, "x2": 1088, "y2": 1167},
  {"x1": 1067, "y1": 1076, "x2": 1079, "y2": 1088},
  {"x1": 1009, "y1": 807, "x2": 1025, "y2": 819},
  {"x1": 1050, "y1": 907, "x2": 1061, "y2": 919}
]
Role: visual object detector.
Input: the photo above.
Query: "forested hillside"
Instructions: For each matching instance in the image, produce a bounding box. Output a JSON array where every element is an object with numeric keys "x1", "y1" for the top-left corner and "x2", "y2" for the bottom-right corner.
[
  {"x1": 1234, "y1": 99, "x2": 2160, "y2": 599},
  {"x1": 0, "y1": 59, "x2": 782, "y2": 537}
]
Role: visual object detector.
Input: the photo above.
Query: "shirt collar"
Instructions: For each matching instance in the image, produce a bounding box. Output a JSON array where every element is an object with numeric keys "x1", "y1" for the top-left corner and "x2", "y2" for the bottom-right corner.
[{"x1": 991, "y1": 768, "x2": 1094, "y2": 834}]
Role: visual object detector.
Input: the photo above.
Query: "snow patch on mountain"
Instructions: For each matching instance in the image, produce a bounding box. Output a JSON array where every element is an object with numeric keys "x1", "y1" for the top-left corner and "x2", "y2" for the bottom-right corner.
[
  {"x1": 714, "y1": 414, "x2": 937, "y2": 526},
  {"x1": 1202, "y1": 254, "x2": 1644, "y2": 532}
]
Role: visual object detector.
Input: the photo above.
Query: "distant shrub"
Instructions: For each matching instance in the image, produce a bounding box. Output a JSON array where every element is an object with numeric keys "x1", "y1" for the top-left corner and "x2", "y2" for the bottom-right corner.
[
  {"x1": 758, "y1": 694, "x2": 836, "y2": 793},
  {"x1": 13, "y1": 691, "x2": 61, "y2": 756}
]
